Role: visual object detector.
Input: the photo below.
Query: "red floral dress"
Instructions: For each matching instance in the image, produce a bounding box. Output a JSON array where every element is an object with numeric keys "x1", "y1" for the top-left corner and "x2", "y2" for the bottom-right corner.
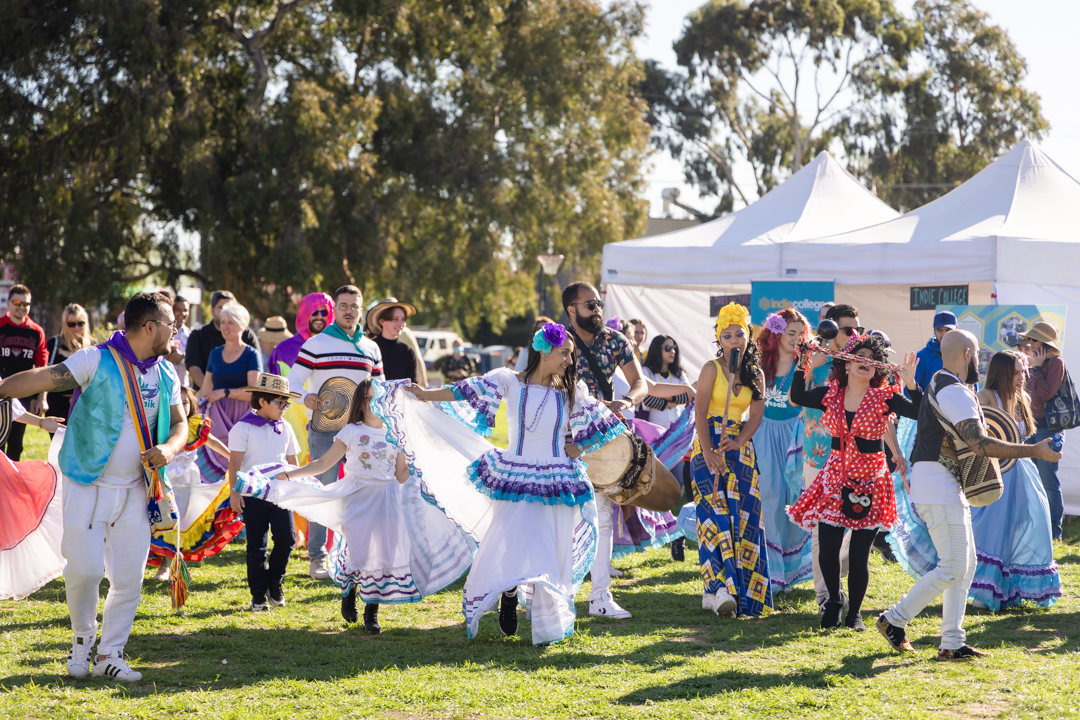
[{"x1": 787, "y1": 380, "x2": 900, "y2": 531}]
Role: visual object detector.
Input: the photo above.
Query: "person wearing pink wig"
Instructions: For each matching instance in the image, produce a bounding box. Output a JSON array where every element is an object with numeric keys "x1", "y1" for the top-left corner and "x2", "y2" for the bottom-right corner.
[{"x1": 267, "y1": 293, "x2": 335, "y2": 376}]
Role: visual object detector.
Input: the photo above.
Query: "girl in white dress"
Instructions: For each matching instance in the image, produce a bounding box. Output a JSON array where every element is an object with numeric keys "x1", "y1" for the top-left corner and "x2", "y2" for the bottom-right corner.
[
  {"x1": 234, "y1": 379, "x2": 479, "y2": 634},
  {"x1": 407, "y1": 323, "x2": 626, "y2": 645}
]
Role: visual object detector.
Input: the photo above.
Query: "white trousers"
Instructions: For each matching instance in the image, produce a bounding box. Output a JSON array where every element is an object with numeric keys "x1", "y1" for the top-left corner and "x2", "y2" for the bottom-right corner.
[
  {"x1": 884, "y1": 503, "x2": 976, "y2": 650},
  {"x1": 588, "y1": 493, "x2": 614, "y2": 598},
  {"x1": 61, "y1": 479, "x2": 151, "y2": 656},
  {"x1": 805, "y1": 465, "x2": 849, "y2": 605}
]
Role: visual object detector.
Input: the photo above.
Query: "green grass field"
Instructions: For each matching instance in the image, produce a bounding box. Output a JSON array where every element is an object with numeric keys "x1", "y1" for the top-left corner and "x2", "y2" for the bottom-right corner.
[{"x1": 6, "y1": 423, "x2": 1080, "y2": 718}]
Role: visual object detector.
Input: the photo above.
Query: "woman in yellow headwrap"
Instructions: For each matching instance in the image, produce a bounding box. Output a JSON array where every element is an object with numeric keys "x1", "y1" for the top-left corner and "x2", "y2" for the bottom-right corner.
[{"x1": 690, "y1": 303, "x2": 772, "y2": 617}]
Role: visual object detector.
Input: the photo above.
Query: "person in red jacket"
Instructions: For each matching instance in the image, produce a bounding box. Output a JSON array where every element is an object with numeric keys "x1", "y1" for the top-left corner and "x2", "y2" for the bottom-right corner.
[{"x1": 0, "y1": 284, "x2": 48, "y2": 459}]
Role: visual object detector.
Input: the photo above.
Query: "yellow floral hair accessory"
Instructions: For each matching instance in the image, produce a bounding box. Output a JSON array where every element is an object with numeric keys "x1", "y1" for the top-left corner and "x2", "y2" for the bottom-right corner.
[{"x1": 714, "y1": 302, "x2": 751, "y2": 343}]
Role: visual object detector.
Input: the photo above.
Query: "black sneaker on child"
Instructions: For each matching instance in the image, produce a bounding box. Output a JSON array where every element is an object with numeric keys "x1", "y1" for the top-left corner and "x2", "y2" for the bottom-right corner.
[
  {"x1": 670, "y1": 537, "x2": 686, "y2": 562},
  {"x1": 363, "y1": 602, "x2": 381, "y2": 634},
  {"x1": 250, "y1": 597, "x2": 270, "y2": 612},
  {"x1": 268, "y1": 584, "x2": 285, "y2": 607},
  {"x1": 937, "y1": 645, "x2": 989, "y2": 661},
  {"x1": 875, "y1": 614, "x2": 915, "y2": 653},
  {"x1": 341, "y1": 586, "x2": 358, "y2": 623},
  {"x1": 873, "y1": 532, "x2": 898, "y2": 563},
  {"x1": 498, "y1": 589, "x2": 519, "y2": 636}
]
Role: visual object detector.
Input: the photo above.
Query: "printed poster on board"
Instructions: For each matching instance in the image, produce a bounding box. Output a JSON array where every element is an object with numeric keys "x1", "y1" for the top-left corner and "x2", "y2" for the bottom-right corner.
[{"x1": 937, "y1": 304, "x2": 1067, "y2": 379}]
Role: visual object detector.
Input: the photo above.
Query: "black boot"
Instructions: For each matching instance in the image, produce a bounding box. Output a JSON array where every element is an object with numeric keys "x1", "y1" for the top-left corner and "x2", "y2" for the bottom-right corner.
[
  {"x1": 821, "y1": 598, "x2": 845, "y2": 629},
  {"x1": 498, "y1": 589, "x2": 519, "y2": 636},
  {"x1": 670, "y1": 537, "x2": 686, "y2": 562},
  {"x1": 363, "y1": 602, "x2": 381, "y2": 634},
  {"x1": 341, "y1": 586, "x2": 358, "y2": 624},
  {"x1": 845, "y1": 608, "x2": 866, "y2": 632}
]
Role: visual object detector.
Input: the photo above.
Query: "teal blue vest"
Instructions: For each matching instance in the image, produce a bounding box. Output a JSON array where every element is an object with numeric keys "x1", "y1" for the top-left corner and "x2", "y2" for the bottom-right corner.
[{"x1": 59, "y1": 349, "x2": 175, "y2": 487}]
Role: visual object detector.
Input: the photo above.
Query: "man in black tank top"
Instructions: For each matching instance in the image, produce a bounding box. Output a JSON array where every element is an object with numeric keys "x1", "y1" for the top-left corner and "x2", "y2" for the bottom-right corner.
[{"x1": 876, "y1": 330, "x2": 1061, "y2": 661}]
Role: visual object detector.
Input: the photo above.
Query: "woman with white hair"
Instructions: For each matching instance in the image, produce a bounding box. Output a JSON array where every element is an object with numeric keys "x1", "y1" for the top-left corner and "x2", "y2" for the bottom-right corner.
[{"x1": 196, "y1": 301, "x2": 260, "y2": 483}]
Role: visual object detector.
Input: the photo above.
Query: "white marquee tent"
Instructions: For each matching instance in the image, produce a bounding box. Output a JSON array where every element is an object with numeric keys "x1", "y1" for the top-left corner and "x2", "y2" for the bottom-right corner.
[{"x1": 601, "y1": 150, "x2": 900, "y2": 371}]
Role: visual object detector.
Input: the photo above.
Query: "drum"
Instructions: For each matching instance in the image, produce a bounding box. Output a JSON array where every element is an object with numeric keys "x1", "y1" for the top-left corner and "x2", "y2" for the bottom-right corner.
[
  {"x1": 309, "y1": 377, "x2": 357, "y2": 433},
  {"x1": 586, "y1": 433, "x2": 681, "y2": 512}
]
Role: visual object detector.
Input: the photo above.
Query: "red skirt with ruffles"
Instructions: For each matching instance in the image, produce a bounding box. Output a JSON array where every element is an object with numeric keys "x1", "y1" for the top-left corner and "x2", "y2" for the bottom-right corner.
[{"x1": 786, "y1": 449, "x2": 897, "y2": 531}]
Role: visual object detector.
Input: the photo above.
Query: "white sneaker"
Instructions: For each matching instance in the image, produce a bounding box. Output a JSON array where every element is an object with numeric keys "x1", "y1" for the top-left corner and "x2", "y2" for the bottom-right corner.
[
  {"x1": 609, "y1": 567, "x2": 624, "y2": 578},
  {"x1": 702, "y1": 588, "x2": 737, "y2": 616},
  {"x1": 309, "y1": 558, "x2": 330, "y2": 580},
  {"x1": 66, "y1": 635, "x2": 94, "y2": 679},
  {"x1": 971, "y1": 598, "x2": 988, "y2": 609},
  {"x1": 589, "y1": 590, "x2": 632, "y2": 619},
  {"x1": 91, "y1": 652, "x2": 143, "y2": 682}
]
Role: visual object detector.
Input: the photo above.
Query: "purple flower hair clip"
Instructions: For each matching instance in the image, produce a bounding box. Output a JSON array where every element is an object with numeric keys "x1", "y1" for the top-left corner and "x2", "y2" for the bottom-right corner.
[
  {"x1": 763, "y1": 313, "x2": 788, "y2": 335},
  {"x1": 532, "y1": 322, "x2": 568, "y2": 354}
]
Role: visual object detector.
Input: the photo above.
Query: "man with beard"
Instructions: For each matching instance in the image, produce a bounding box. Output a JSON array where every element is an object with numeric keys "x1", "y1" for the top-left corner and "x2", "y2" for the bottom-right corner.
[
  {"x1": 562, "y1": 281, "x2": 647, "y2": 620},
  {"x1": 288, "y1": 285, "x2": 383, "y2": 579},
  {"x1": 0, "y1": 292, "x2": 186, "y2": 681},
  {"x1": 877, "y1": 329, "x2": 1061, "y2": 660},
  {"x1": 267, "y1": 292, "x2": 334, "y2": 376}
]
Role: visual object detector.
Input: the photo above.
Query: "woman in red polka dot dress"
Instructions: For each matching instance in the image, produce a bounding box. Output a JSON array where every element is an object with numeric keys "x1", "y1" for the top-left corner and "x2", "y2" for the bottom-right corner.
[{"x1": 787, "y1": 333, "x2": 922, "y2": 631}]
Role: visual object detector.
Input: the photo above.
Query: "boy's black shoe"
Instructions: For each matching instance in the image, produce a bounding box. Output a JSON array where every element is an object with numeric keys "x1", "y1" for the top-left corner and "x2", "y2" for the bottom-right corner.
[{"x1": 670, "y1": 537, "x2": 686, "y2": 562}]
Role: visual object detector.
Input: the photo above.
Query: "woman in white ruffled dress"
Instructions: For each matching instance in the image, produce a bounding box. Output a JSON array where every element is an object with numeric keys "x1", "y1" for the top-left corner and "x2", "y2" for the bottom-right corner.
[{"x1": 408, "y1": 323, "x2": 626, "y2": 645}]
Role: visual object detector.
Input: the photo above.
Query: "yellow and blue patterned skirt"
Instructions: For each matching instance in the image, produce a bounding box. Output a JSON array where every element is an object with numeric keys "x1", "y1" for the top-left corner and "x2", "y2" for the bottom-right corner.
[{"x1": 690, "y1": 416, "x2": 773, "y2": 617}]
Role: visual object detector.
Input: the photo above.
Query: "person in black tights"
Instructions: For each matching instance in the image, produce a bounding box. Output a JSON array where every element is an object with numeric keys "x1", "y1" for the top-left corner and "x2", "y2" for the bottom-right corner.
[{"x1": 787, "y1": 334, "x2": 922, "y2": 631}]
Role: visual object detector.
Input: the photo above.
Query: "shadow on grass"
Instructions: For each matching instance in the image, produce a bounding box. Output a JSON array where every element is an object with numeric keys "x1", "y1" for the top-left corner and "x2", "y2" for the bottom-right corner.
[{"x1": 615, "y1": 653, "x2": 891, "y2": 705}]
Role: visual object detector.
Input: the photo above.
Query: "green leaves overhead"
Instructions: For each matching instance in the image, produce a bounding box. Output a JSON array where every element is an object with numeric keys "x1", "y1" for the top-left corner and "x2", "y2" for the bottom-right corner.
[{"x1": 0, "y1": 0, "x2": 650, "y2": 331}]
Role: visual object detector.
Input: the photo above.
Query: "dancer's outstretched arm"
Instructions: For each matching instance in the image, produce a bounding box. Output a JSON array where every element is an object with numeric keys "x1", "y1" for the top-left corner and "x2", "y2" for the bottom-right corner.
[{"x1": 276, "y1": 440, "x2": 347, "y2": 480}]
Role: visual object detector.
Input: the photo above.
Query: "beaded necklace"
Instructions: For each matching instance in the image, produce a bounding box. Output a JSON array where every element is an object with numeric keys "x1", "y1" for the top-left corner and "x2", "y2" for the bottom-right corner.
[{"x1": 522, "y1": 376, "x2": 556, "y2": 433}]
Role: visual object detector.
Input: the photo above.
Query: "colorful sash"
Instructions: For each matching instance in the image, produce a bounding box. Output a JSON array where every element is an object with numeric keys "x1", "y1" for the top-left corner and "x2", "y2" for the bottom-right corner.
[{"x1": 107, "y1": 347, "x2": 190, "y2": 607}]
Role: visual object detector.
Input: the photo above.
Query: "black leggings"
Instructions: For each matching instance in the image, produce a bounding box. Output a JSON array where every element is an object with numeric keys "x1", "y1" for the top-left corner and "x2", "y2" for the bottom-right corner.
[{"x1": 817, "y1": 524, "x2": 877, "y2": 615}]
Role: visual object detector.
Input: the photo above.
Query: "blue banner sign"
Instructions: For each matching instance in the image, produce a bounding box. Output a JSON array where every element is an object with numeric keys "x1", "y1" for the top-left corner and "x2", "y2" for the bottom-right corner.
[{"x1": 750, "y1": 280, "x2": 835, "y2": 326}]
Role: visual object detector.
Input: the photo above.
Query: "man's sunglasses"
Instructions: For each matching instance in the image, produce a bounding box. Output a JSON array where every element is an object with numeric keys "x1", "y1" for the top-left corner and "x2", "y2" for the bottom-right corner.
[
  {"x1": 663, "y1": 344, "x2": 677, "y2": 352},
  {"x1": 573, "y1": 299, "x2": 604, "y2": 312},
  {"x1": 67, "y1": 321, "x2": 86, "y2": 328},
  {"x1": 311, "y1": 309, "x2": 329, "y2": 317},
  {"x1": 9, "y1": 299, "x2": 30, "y2": 308},
  {"x1": 839, "y1": 326, "x2": 866, "y2": 336}
]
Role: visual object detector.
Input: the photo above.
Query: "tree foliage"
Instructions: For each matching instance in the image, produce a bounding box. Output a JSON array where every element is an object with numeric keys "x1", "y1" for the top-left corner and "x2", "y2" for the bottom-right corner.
[
  {"x1": 643, "y1": 0, "x2": 1045, "y2": 213},
  {"x1": 0, "y1": 0, "x2": 650, "y2": 331}
]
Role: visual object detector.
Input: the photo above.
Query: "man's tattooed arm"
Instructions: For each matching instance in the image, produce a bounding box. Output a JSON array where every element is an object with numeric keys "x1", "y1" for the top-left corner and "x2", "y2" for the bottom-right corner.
[
  {"x1": 955, "y1": 419, "x2": 1038, "y2": 459},
  {"x1": 0, "y1": 362, "x2": 79, "y2": 399}
]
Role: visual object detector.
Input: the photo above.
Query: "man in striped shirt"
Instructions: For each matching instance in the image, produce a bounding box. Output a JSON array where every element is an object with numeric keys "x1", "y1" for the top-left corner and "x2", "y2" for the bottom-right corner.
[{"x1": 288, "y1": 285, "x2": 383, "y2": 578}]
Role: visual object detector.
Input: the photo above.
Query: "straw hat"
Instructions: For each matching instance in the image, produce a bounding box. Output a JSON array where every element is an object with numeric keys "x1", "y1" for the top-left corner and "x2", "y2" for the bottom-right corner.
[
  {"x1": 238, "y1": 372, "x2": 302, "y2": 399},
  {"x1": 365, "y1": 297, "x2": 417, "y2": 336},
  {"x1": 1020, "y1": 321, "x2": 1060, "y2": 352},
  {"x1": 257, "y1": 316, "x2": 293, "y2": 343}
]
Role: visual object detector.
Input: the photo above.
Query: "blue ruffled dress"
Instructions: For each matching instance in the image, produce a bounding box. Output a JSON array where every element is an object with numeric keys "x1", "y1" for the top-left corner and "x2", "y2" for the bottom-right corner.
[
  {"x1": 444, "y1": 368, "x2": 625, "y2": 644},
  {"x1": 753, "y1": 364, "x2": 813, "y2": 592}
]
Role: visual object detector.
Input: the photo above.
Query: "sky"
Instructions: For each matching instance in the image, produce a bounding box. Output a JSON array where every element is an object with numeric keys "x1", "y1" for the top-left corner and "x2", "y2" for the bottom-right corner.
[{"x1": 633, "y1": 0, "x2": 1080, "y2": 218}]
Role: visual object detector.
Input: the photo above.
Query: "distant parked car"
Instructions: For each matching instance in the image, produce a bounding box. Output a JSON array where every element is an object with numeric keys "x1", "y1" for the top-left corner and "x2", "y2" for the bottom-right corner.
[
  {"x1": 470, "y1": 345, "x2": 514, "y2": 374},
  {"x1": 412, "y1": 329, "x2": 464, "y2": 370}
]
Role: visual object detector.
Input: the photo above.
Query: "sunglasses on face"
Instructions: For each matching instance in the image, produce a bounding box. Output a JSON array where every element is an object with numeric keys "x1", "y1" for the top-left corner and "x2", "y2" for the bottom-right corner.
[
  {"x1": 67, "y1": 321, "x2": 86, "y2": 328},
  {"x1": 9, "y1": 300, "x2": 29, "y2": 308},
  {"x1": 574, "y1": 299, "x2": 604, "y2": 312},
  {"x1": 271, "y1": 399, "x2": 291, "y2": 409},
  {"x1": 311, "y1": 309, "x2": 329, "y2": 317},
  {"x1": 839, "y1": 326, "x2": 866, "y2": 336},
  {"x1": 663, "y1": 344, "x2": 677, "y2": 352}
]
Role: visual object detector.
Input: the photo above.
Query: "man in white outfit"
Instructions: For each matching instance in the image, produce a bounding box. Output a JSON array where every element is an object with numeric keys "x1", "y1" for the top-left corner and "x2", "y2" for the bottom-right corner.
[
  {"x1": 561, "y1": 282, "x2": 646, "y2": 620},
  {"x1": 877, "y1": 330, "x2": 1062, "y2": 660},
  {"x1": 0, "y1": 291, "x2": 186, "y2": 682}
]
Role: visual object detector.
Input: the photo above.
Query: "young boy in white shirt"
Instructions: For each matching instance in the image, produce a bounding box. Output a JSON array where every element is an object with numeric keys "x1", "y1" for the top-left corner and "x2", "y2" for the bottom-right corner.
[{"x1": 227, "y1": 373, "x2": 302, "y2": 611}]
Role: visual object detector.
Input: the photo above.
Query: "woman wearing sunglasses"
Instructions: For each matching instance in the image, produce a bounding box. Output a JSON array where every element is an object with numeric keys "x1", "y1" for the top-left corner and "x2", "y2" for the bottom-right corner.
[{"x1": 45, "y1": 304, "x2": 94, "y2": 430}]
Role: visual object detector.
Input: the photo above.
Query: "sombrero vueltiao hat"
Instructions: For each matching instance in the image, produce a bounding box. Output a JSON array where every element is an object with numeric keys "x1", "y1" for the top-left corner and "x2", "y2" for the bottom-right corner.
[
  {"x1": 981, "y1": 404, "x2": 1021, "y2": 473},
  {"x1": 365, "y1": 297, "x2": 418, "y2": 337},
  {"x1": 238, "y1": 372, "x2": 302, "y2": 399}
]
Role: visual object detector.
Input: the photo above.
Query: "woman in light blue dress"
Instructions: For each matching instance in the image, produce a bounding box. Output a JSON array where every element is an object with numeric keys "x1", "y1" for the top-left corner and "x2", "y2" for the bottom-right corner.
[
  {"x1": 752, "y1": 310, "x2": 813, "y2": 593},
  {"x1": 888, "y1": 350, "x2": 1060, "y2": 611}
]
